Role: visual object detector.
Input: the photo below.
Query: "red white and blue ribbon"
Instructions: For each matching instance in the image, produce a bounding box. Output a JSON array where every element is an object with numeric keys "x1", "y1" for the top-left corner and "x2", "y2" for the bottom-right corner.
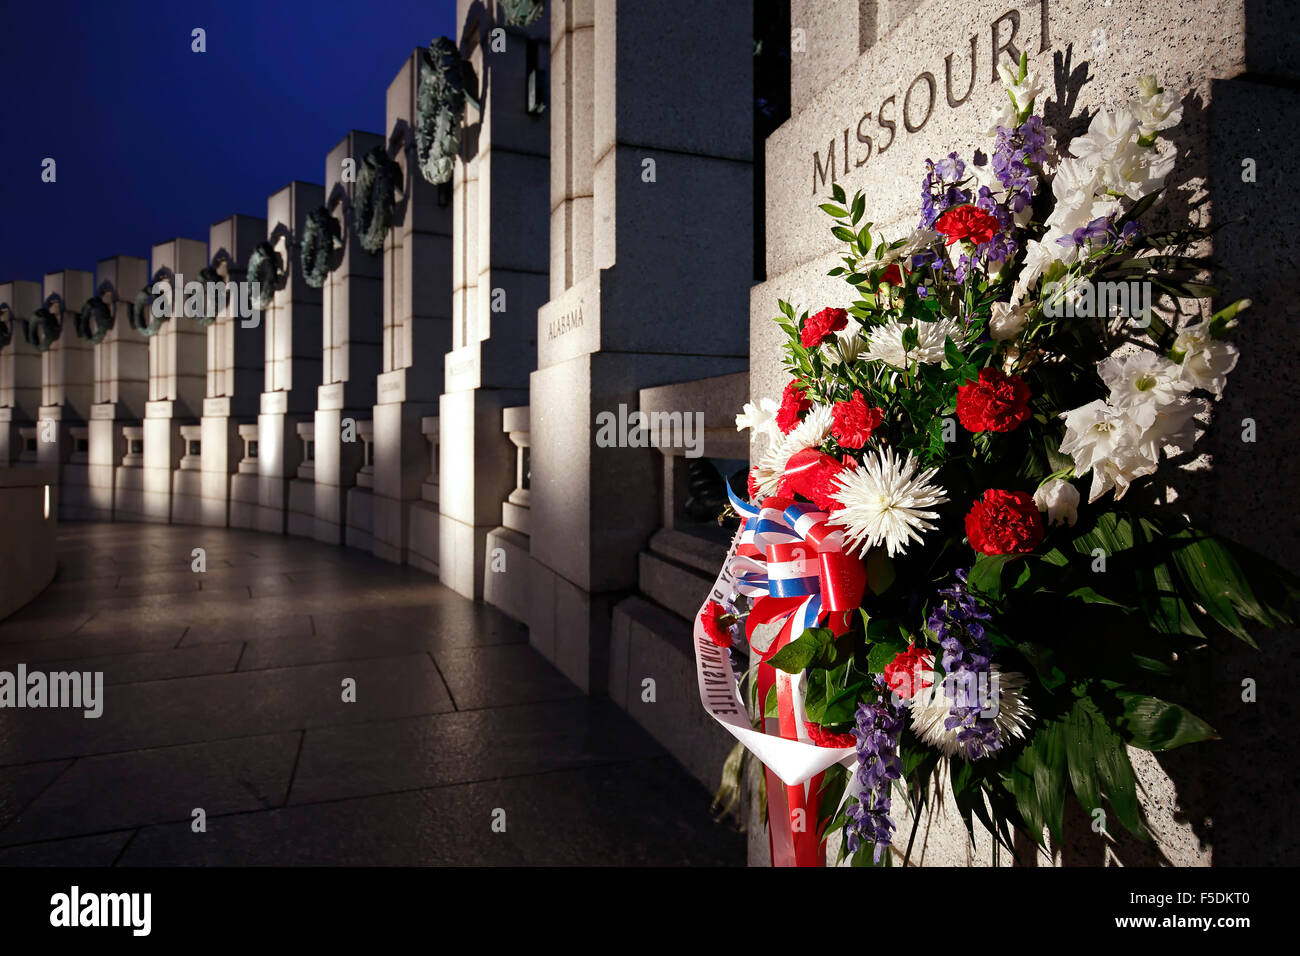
[
  {"x1": 692, "y1": 483, "x2": 866, "y2": 866},
  {"x1": 724, "y1": 483, "x2": 865, "y2": 662}
]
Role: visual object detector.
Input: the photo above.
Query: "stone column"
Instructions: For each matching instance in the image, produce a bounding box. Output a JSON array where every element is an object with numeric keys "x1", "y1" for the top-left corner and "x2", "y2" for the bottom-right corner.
[
  {"x1": 0, "y1": 280, "x2": 42, "y2": 466},
  {"x1": 198, "y1": 215, "x2": 267, "y2": 527},
  {"x1": 439, "y1": 0, "x2": 550, "y2": 599},
  {"x1": 139, "y1": 239, "x2": 208, "y2": 523},
  {"x1": 313, "y1": 131, "x2": 385, "y2": 545},
  {"x1": 247, "y1": 181, "x2": 325, "y2": 534},
  {"x1": 526, "y1": 0, "x2": 753, "y2": 693},
  {"x1": 36, "y1": 269, "x2": 95, "y2": 520},
  {"x1": 372, "y1": 51, "x2": 454, "y2": 566},
  {"x1": 86, "y1": 256, "x2": 148, "y2": 520},
  {"x1": 750, "y1": 0, "x2": 1300, "y2": 867}
]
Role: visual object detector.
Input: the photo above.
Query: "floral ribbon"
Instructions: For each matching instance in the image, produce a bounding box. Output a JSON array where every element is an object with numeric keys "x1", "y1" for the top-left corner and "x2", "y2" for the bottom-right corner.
[
  {"x1": 690, "y1": 485, "x2": 865, "y2": 866},
  {"x1": 726, "y1": 484, "x2": 866, "y2": 662}
]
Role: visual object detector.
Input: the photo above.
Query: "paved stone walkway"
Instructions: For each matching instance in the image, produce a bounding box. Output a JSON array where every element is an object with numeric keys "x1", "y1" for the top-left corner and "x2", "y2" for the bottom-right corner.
[{"x1": 0, "y1": 522, "x2": 743, "y2": 865}]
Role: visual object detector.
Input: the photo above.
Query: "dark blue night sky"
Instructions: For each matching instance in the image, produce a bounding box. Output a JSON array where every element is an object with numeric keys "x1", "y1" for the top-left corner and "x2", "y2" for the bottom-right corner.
[{"x1": 0, "y1": 0, "x2": 458, "y2": 283}]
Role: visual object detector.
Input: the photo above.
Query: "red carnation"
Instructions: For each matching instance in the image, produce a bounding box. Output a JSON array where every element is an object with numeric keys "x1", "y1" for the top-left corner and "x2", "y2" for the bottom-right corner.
[
  {"x1": 880, "y1": 264, "x2": 905, "y2": 287},
  {"x1": 775, "y1": 379, "x2": 812, "y2": 434},
  {"x1": 747, "y1": 466, "x2": 761, "y2": 500},
  {"x1": 883, "y1": 646, "x2": 934, "y2": 700},
  {"x1": 831, "y1": 390, "x2": 885, "y2": 449},
  {"x1": 935, "y1": 204, "x2": 1000, "y2": 246},
  {"x1": 965, "y1": 489, "x2": 1044, "y2": 555},
  {"x1": 777, "y1": 448, "x2": 846, "y2": 513},
  {"x1": 800, "y1": 306, "x2": 848, "y2": 349},
  {"x1": 699, "y1": 601, "x2": 736, "y2": 647},
  {"x1": 956, "y1": 367, "x2": 1032, "y2": 433},
  {"x1": 806, "y1": 723, "x2": 857, "y2": 748}
]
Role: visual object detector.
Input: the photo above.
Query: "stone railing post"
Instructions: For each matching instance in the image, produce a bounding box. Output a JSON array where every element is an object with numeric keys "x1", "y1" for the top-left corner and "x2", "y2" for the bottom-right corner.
[{"x1": 484, "y1": 405, "x2": 532, "y2": 622}]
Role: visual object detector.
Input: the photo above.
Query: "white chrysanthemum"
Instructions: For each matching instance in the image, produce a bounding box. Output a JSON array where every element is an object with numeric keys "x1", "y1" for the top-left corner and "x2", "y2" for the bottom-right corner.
[
  {"x1": 1058, "y1": 399, "x2": 1157, "y2": 502},
  {"x1": 1174, "y1": 318, "x2": 1240, "y2": 398},
  {"x1": 862, "y1": 317, "x2": 964, "y2": 369},
  {"x1": 908, "y1": 665, "x2": 1034, "y2": 759},
  {"x1": 824, "y1": 319, "x2": 867, "y2": 365},
  {"x1": 1131, "y1": 75, "x2": 1184, "y2": 139},
  {"x1": 828, "y1": 447, "x2": 948, "y2": 558},
  {"x1": 750, "y1": 404, "x2": 834, "y2": 500},
  {"x1": 1097, "y1": 351, "x2": 1190, "y2": 428},
  {"x1": 735, "y1": 397, "x2": 778, "y2": 439}
]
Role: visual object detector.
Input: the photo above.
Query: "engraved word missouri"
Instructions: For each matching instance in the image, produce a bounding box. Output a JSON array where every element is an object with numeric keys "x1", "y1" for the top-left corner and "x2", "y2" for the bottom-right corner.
[{"x1": 811, "y1": 0, "x2": 1051, "y2": 195}]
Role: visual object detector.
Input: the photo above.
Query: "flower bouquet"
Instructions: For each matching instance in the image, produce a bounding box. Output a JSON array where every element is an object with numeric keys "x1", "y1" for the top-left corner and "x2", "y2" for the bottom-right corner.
[{"x1": 695, "y1": 56, "x2": 1298, "y2": 867}]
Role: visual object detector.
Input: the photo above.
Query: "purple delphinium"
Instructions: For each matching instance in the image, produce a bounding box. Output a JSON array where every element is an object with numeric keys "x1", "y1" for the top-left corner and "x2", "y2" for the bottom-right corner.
[
  {"x1": 926, "y1": 569, "x2": 1001, "y2": 760},
  {"x1": 992, "y1": 115, "x2": 1050, "y2": 215},
  {"x1": 920, "y1": 153, "x2": 973, "y2": 229},
  {"x1": 1112, "y1": 218, "x2": 1141, "y2": 246},
  {"x1": 975, "y1": 185, "x2": 1018, "y2": 264},
  {"x1": 1056, "y1": 215, "x2": 1113, "y2": 249},
  {"x1": 844, "y1": 677, "x2": 904, "y2": 863}
]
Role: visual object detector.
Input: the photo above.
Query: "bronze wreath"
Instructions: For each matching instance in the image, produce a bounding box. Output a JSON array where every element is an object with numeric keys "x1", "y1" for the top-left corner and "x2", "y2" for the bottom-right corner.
[
  {"x1": 246, "y1": 241, "x2": 283, "y2": 310},
  {"x1": 75, "y1": 296, "x2": 115, "y2": 344},
  {"x1": 354, "y1": 146, "x2": 401, "y2": 255},
  {"x1": 300, "y1": 206, "x2": 342, "y2": 288}
]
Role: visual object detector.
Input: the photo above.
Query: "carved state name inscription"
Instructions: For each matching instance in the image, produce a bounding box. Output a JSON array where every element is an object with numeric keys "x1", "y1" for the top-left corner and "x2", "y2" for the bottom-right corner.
[
  {"x1": 547, "y1": 304, "x2": 583, "y2": 340},
  {"x1": 811, "y1": 0, "x2": 1051, "y2": 195}
]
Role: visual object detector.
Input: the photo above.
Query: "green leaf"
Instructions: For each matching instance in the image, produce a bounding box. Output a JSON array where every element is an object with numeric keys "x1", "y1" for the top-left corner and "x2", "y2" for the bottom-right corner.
[
  {"x1": 832, "y1": 225, "x2": 858, "y2": 243},
  {"x1": 1117, "y1": 692, "x2": 1218, "y2": 750},
  {"x1": 1034, "y1": 721, "x2": 1068, "y2": 843},
  {"x1": 819, "y1": 203, "x2": 848, "y2": 218},
  {"x1": 849, "y1": 193, "x2": 866, "y2": 225},
  {"x1": 1017, "y1": 641, "x2": 1068, "y2": 690},
  {"x1": 866, "y1": 642, "x2": 902, "y2": 674},
  {"x1": 1067, "y1": 586, "x2": 1135, "y2": 610},
  {"x1": 1064, "y1": 699, "x2": 1103, "y2": 816},
  {"x1": 763, "y1": 684, "x2": 778, "y2": 719},
  {"x1": 816, "y1": 764, "x2": 850, "y2": 836},
  {"x1": 865, "y1": 550, "x2": 896, "y2": 595},
  {"x1": 1091, "y1": 705, "x2": 1148, "y2": 839},
  {"x1": 831, "y1": 182, "x2": 847, "y2": 205},
  {"x1": 968, "y1": 553, "x2": 1015, "y2": 600},
  {"x1": 820, "y1": 681, "x2": 869, "y2": 724},
  {"x1": 767, "y1": 627, "x2": 842, "y2": 673}
]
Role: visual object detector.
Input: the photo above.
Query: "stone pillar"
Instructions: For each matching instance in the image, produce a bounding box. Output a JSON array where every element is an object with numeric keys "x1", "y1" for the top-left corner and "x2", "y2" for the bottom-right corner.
[
  {"x1": 0, "y1": 280, "x2": 42, "y2": 466},
  {"x1": 250, "y1": 181, "x2": 325, "y2": 534},
  {"x1": 439, "y1": 0, "x2": 550, "y2": 598},
  {"x1": 36, "y1": 269, "x2": 95, "y2": 520},
  {"x1": 750, "y1": 0, "x2": 1300, "y2": 867},
  {"x1": 313, "y1": 131, "x2": 384, "y2": 545},
  {"x1": 527, "y1": 0, "x2": 753, "y2": 693},
  {"x1": 372, "y1": 51, "x2": 454, "y2": 565},
  {"x1": 138, "y1": 239, "x2": 207, "y2": 524},
  {"x1": 201, "y1": 215, "x2": 267, "y2": 528},
  {"x1": 85, "y1": 257, "x2": 148, "y2": 521}
]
